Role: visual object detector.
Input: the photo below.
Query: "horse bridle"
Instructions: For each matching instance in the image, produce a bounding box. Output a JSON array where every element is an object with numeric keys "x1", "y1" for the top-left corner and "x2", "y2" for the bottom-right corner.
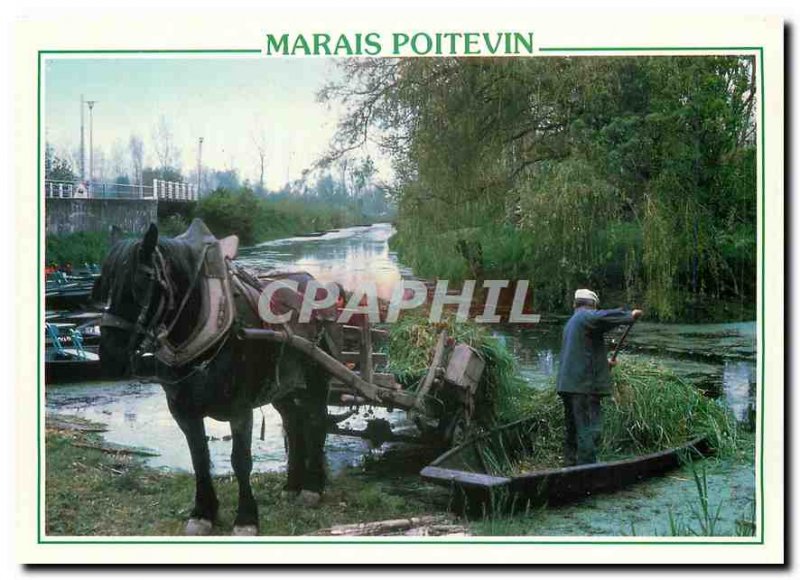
[{"x1": 99, "y1": 244, "x2": 197, "y2": 362}]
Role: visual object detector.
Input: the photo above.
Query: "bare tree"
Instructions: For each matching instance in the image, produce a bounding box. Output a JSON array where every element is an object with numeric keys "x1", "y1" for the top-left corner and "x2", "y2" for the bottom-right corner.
[
  {"x1": 337, "y1": 158, "x2": 350, "y2": 196},
  {"x1": 251, "y1": 129, "x2": 268, "y2": 193},
  {"x1": 110, "y1": 139, "x2": 128, "y2": 181},
  {"x1": 129, "y1": 134, "x2": 144, "y2": 185},
  {"x1": 152, "y1": 115, "x2": 176, "y2": 174},
  {"x1": 93, "y1": 147, "x2": 107, "y2": 183}
]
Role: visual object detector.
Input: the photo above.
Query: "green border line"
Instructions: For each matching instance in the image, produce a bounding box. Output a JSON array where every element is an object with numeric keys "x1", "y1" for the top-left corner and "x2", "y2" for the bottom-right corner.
[
  {"x1": 36, "y1": 50, "x2": 43, "y2": 545},
  {"x1": 37, "y1": 47, "x2": 766, "y2": 546},
  {"x1": 759, "y1": 45, "x2": 766, "y2": 544},
  {"x1": 40, "y1": 49, "x2": 261, "y2": 55},
  {"x1": 539, "y1": 46, "x2": 762, "y2": 52}
]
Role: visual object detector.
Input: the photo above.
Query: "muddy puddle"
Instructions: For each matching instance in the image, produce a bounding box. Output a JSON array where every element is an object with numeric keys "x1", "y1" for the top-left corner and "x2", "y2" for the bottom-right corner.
[{"x1": 46, "y1": 380, "x2": 412, "y2": 475}]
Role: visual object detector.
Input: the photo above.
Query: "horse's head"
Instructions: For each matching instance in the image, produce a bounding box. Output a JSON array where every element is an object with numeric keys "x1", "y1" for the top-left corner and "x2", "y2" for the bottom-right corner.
[{"x1": 93, "y1": 223, "x2": 178, "y2": 377}]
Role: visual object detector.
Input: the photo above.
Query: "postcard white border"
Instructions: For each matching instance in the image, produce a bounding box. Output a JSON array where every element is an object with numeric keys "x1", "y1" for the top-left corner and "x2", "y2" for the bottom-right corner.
[{"x1": 14, "y1": 10, "x2": 784, "y2": 564}]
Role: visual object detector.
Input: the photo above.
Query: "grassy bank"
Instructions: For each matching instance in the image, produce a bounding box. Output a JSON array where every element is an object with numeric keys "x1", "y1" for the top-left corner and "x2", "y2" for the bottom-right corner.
[
  {"x1": 185, "y1": 189, "x2": 367, "y2": 246},
  {"x1": 45, "y1": 422, "x2": 442, "y2": 536},
  {"x1": 389, "y1": 226, "x2": 756, "y2": 323},
  {"x1": 45, "y1": 231, "x2": 111, "y2": 268}
]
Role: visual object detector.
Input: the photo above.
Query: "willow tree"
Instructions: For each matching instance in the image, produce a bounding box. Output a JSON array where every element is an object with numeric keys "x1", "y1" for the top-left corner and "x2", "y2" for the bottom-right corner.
[{"x1": 321, "y1": 55, "x2": 757, "y2": 320}]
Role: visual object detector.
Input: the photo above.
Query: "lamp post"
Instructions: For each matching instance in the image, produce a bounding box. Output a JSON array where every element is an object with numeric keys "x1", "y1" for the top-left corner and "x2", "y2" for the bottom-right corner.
[
  {"x1": 197, "y1": 137, "x2": 204, "y2": 199},
  {"x1": 80, "y1": 95, "x2": 85, "y2": 181},
  {"x1": 86, "y1": 100, "x2": 97, "y2": 188}
]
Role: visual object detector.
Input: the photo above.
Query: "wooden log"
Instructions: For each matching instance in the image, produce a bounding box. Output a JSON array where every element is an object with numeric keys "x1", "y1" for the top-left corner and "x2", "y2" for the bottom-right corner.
[
  {"x1": 71, "y1": 442, "x2": 159, "y2": 457},
  {"x1": 310, "y1": 515, "x2": 465, "y2": 536}
]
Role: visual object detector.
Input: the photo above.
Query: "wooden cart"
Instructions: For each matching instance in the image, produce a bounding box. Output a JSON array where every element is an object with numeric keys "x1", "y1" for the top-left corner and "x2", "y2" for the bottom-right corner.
[{"x1": 241, "y1": 317, "x2": 485, "y2": 447}]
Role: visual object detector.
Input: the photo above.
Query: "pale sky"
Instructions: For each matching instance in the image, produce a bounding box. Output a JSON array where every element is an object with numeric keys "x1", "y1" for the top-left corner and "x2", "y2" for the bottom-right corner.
[{"x1": 44, "y1": 56, "x2": 382, "y2": 190}]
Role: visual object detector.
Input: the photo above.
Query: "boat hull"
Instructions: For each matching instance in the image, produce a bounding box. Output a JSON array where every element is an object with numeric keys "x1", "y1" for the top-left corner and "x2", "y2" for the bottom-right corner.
[
  {"x1": 420, "y1": 417, "x2": 709, "y2": 511},
  {"x1": 45, "y1": 346, "x2": 106, "y2": 384},
  {"x1": 45, "y1": 358, "x2": 106, "y2": 384}
]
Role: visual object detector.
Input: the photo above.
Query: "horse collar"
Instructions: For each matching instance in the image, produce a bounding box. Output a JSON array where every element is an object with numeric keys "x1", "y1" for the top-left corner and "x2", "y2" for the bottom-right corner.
[{"x1": 152, "y1": 234, "x2": 238, "y2": 369}]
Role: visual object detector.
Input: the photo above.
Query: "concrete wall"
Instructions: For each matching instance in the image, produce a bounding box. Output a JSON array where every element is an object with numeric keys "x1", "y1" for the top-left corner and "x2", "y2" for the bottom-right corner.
[{"x1": 46, "y1": 198, "x2": 158, "y2": 236}]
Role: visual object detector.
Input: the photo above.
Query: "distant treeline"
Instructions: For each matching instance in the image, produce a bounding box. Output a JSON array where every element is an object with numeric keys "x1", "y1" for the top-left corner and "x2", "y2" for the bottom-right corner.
[
  {"x1": 159, "y1": 186, "x2": 371, "y2": 245},
  {"x1": 46, "y1": 186, "x2": 379, "y2": 267},
  {"x1": 323, "y1": 57, "x2": 757, "y2": 321}
]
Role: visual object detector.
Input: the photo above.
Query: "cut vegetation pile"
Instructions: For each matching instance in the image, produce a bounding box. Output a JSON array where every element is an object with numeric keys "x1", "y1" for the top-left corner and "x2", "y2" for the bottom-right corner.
[
  {"x1": 385, "y1": 315, "x2": 738, "y2": 473},
  {"x1": 482, "y1": 360, "x2": 738, "y2": 475},
  {"x1": 384, "y1": 315, "x2": 526, "y2": 430}
]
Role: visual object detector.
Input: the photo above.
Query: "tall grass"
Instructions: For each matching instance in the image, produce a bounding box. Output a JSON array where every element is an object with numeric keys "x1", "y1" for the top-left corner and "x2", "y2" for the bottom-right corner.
[
  {"x1": 662, "y1": 461, "x2": 756, "y2": 537},
  {"x1": 504, "y1": 360, "x2": 738, "y2": 473},
  {"x1": 602, "y1": 361, "x2": 738, "y2": 457},
  {"x1": 45, "y1": 231, "x2": 111, "y2": 267}
]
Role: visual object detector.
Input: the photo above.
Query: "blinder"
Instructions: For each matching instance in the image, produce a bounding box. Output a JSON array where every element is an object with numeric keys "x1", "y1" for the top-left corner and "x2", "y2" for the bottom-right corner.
[{"x1": 100, "y1": 246, "x2": 176, "y2": 360}]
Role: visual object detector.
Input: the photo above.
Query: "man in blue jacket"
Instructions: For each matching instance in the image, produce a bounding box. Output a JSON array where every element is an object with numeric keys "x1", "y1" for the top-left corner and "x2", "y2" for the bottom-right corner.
[{"x1": 557, "y1": 289, "x2": 643, "y2": 465}]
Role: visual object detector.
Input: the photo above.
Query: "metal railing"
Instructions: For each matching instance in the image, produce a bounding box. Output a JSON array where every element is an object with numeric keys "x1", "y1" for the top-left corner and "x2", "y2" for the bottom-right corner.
[
  {"x1": 152, "y1": 179, "x2": 198, "y2": 201},
  {"x1": 44, "y1": 179, "x2": 198, "y2": 202}
]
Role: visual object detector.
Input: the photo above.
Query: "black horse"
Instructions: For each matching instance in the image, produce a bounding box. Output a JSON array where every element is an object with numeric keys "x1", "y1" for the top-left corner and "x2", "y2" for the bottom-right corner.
[{"x1": 93, "y1": 222, "x2": 331, "y2": 536}]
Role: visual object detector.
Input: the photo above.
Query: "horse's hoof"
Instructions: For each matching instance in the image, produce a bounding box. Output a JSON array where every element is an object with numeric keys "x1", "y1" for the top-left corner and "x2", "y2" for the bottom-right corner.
[
  {"x1": 232, "y1": 525, "x2": 258, "y2": 536},
  {"x1": 297, "y1": 490, "x2": 322, "y2": 508},
  {"x1": 185, "y1": 518, "x2": 213, "y2": 536}
]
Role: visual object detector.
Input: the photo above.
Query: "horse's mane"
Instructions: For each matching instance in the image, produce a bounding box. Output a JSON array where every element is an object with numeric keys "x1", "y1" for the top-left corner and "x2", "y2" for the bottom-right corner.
[
  {"x1": 93, "y1": 238, "x2": 138, "y2": 306},
  {"x1": 94, "y1": 236, "x2": 201, "y2": 310}
]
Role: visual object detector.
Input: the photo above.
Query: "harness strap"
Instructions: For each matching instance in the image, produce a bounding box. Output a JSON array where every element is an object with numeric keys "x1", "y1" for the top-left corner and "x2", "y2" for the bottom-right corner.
[{"x1": 158, "y1": 243, "x2": 209, "y2": 340}]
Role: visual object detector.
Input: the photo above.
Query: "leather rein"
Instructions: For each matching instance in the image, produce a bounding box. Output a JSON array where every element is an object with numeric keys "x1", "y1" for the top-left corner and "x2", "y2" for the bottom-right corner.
[{"x1": 100, "y1": 244, "x2": 209, "y2": 364}]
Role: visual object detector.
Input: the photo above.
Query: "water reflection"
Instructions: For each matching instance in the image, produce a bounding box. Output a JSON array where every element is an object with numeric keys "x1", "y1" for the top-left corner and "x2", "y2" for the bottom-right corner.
[
  {"x1": 238, "y1": 223, "x2": 413, "y2": 301},
  {"x1": 723, "y1": 360, "x2": 757, "y2": 423},
  {"x1": 46, "y1": 381, "x2": 407, "y2": 475}
]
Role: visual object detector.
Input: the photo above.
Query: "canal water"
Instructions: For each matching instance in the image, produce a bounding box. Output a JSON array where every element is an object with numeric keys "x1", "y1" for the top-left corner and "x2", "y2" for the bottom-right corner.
[{"x1": 45, "y1": 223, "x2": 757, "y2": 476}]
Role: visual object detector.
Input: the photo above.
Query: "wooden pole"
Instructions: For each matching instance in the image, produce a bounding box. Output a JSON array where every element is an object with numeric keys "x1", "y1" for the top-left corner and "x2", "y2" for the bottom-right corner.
[
  {"x1": 414, "y1": 330, "x2": 447, "y2": 407},
  {"x1": 360, "y1": 315, "x2": 373, "y2": 385},
  {"x1": 610, "y1": 322, "x2": 636, "y2": 363},
  {"x1": 240, "y1": 328, "x2": 420, "y2": 411}
]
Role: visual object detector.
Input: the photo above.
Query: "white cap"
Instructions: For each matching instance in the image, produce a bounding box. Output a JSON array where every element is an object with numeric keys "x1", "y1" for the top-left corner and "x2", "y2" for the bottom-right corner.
[{"x1": 574, "y1": 289, "x2": 599, "y2": 304}]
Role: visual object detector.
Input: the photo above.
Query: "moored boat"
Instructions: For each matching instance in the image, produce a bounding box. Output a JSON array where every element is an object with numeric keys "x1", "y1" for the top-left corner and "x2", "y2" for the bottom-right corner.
[
  {"x1": 44, "y1": 322, "x2": 105, "y2": 383},
  {"x1": 45, "y1": 282, "x2": 96, "y2": 310},
  {"x1": 420, "y1": 416, "x2": 709, "y2": 512},
  {"x1": 45, "y1": 345, "x2": 104, "y2": 383}
]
